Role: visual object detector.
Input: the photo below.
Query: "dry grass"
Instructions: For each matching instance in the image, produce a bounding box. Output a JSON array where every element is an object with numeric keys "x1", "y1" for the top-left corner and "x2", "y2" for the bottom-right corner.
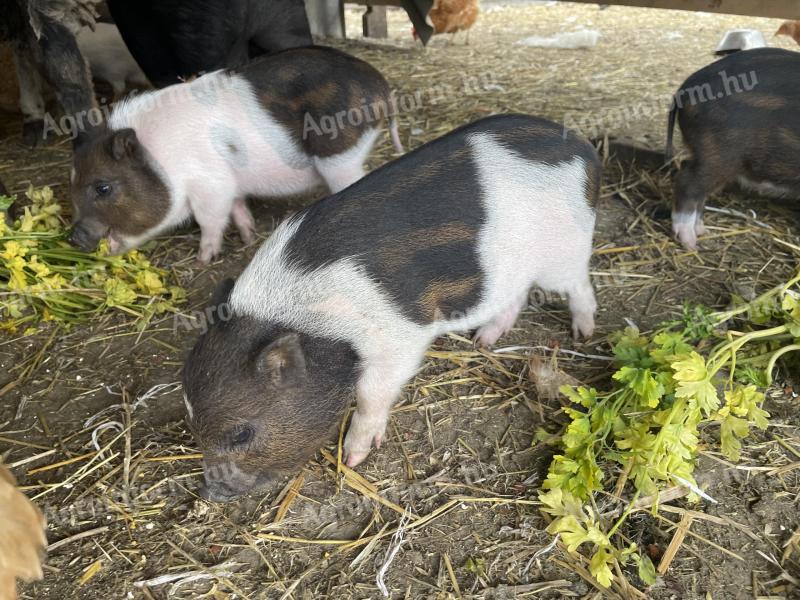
[{"x1": 1, "y1": 2, "x2": 799, "y2": 599}]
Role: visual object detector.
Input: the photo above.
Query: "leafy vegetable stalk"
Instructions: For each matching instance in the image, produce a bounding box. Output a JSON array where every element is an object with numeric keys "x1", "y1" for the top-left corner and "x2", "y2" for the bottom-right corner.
[
  {"x1": 539, "y1": 271, "x2": 799, "y2": 588},
  {"x1": 1, "y1": 186, "x2": 185, "y2": 333}
]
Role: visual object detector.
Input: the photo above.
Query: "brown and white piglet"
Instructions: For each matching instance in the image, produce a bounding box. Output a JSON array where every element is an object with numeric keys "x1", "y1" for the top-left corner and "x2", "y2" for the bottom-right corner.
[
  {"x1": 69, "y1": 45, "x2": 402, "y2": 262},
  {"x1": 182, "y1": 114, "x2": 600, "y2": 502},
  {"x1": 666, "y1": 47, "x2": 800, "y2": 250}
]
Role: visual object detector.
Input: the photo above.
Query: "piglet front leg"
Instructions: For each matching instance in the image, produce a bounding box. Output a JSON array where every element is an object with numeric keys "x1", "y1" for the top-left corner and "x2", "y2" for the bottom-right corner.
[
  {"x1": 189, "y1": 188, "x2": 234, "y2": 264},
  {"x1": 343, "y1": 350, "x2": 424, "y2": 467}
]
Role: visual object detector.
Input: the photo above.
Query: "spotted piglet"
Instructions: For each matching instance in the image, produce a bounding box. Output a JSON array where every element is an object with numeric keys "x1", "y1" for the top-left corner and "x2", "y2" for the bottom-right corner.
[
  {"x1": 666, "y1": 48, "x2": 800, "y2": 250},
  {"x1": 69, "y1": 46, "x2": 402, "y2": 262},
  {"x1": 182, "y1": 115, "x2": 601, "y2": 501}
]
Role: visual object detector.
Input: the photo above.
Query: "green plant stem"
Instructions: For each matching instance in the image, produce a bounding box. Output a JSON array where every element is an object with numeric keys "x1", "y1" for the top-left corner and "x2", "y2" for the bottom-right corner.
[
  {"x1": 712, "y1": 271, "x2": 800, "y2": 325},
  {"x1": 708, "y1": 325, "x2": 788, "y2": 376},
  {"x1": 765, "y1": 344, "x2": 800, "y2": 385}
]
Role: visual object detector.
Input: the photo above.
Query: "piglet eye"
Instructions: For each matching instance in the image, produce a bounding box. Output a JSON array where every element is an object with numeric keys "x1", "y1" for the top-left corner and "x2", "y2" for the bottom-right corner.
[
  {"x1": 228, "y1": 426, "x2": 254, "y2": 449},
  {"x1": 95, "y1": 183, "x2": 112, "y2": 197}
]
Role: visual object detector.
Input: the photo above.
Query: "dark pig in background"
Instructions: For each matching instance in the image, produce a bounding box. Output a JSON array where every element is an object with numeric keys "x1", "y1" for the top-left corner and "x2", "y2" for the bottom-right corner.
[
  {"x1": 182, "y1": 114, "x2": 600, "y2": 502},
  {"x1": 69, "y1": 46, "x2": 402, "y2": 263},
  {"x1": 666, "y1": 47, "x2": 800, "y2": 250},
  {"x1": 1, "y1": 0, "x2": 99, "y2": 146},
  {"x1": 76, "y1": 22, "x2": 149, "y2": 98},
  {"x1": 106, "y1": 0, "x2": 312, "y2": 87}
]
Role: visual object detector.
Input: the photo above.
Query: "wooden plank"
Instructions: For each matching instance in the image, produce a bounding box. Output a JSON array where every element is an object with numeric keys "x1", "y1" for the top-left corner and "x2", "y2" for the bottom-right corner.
[
  {"x1": 305, "y1": 0, "x2": 346, "y2": 38},
  {"x1": 348, "y1": 0, "x2": 403, "y2": 6},
  {"x1": 564, "y1": 0, "x2": 800, "y2": 19},
  {"x1": 363, "y1": 5, "x2": 388, "y2": 37}
]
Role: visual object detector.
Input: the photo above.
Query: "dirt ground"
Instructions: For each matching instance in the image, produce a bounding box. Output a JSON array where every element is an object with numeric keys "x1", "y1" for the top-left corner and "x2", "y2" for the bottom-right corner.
[{"x1": 1, "y1": 2, "x2": 799, "y2": 599}]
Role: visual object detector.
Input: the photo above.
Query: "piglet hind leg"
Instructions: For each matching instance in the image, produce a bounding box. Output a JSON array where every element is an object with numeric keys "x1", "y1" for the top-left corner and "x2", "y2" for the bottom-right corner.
[
  {"x1": 231, "y1": 197, "x2": 256, "y2": 245},
  {"x1": 671, "y1": 159, "x2": 729, "y2": 250},
  {"x1": 568, "y1": 277, "x2": 597, "y2": 340},
  {"x1": 312, "y1": 129, "x2": 379, "y2": 193},
  {"x1": 344, "y1": 351, "x2": 425, "y2": 468},
  {"x1": 474, "y1": 293, "x2": 528, "y2": 347}
]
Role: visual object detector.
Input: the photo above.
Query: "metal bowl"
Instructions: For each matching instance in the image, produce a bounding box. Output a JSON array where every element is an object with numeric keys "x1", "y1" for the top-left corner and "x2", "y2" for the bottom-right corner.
[{"x1": 715, "y1": 29, "x2": 768, "y2": 54}]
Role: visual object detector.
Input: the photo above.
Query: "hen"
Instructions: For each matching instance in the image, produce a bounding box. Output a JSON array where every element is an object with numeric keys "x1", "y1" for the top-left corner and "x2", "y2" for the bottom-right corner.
[
  {"x1": 776, "y1": 20, "x2": 800, "y2": 45},
  {"x1": 414, "y1": 0, "x2": 479, "y2": 43},
  {"x1": 0, "y1": 465, "x2": 46, "y2": 600}
]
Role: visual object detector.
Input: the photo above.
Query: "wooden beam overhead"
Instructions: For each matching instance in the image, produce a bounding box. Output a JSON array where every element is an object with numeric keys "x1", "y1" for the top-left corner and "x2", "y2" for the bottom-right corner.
[{"x1": 563, "y1": 0, "x2": 800, "y2": 20}]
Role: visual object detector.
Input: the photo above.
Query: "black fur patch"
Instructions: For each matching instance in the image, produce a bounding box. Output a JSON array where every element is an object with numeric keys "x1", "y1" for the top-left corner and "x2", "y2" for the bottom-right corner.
[
  {"x1": 0, "y1": 0, "x2": 26, "y2": 41},
  {"x1": 285, "y1": 114, "x2": 598, "y2": 325},
  {"x1": 182, "y1": 314, "x2": 359, "y2": 474},
  {"x1": 240, "y1": 46, "x2": 394, "y2": 158},
  {"x1": 70, "y1": 125, "x2": 171, "y2": 250},
  {"x1": 674, "y1": 48, "x2": 800, "y2": 193}
]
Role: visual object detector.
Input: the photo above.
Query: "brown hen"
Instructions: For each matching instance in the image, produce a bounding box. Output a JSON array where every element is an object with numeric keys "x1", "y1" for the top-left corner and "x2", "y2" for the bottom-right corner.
[
  {"x1": 428, "y1": 0, "x2": 479, "y2": 39},
  {"x1": 776, "y1": 20, "x2": 800, "y2": 45},
  {"x1": 0, "y1": 465, "x2": 46, "y2": 600}
]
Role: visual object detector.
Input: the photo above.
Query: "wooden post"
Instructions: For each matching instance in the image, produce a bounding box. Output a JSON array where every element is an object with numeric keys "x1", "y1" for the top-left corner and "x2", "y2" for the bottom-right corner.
[
  {"x1": 304, "y1": 0, "x2": 346, "y2": 38},
  {"x1": 363, "y1": 5, "x2": 388, "y2": 38}
]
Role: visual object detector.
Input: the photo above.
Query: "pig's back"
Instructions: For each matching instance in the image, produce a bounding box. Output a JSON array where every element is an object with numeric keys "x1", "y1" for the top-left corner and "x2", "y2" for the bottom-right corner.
[
  {"x1": 677, "y1": 48, "x2": 800, "y2": 183},
  {"x1": 238, "y1": 46, "x2": 392, "y2": 156},
  {"x1": 678, "y1": 48, "x2": 800, "y2": 127},
  {"x1": 282, "y1": 114, "x2": 599, "y2": 326}
]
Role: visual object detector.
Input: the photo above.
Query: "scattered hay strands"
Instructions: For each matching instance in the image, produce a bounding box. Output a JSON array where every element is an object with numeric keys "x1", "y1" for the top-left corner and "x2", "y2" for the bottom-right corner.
[{"x1": 0, "y1": 2, "x2": 799, "y2": 598}]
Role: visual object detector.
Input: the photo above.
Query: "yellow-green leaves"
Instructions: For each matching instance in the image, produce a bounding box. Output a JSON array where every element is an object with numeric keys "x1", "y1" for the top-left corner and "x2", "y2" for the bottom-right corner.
[
  {"x1": 613, "y1": 366, "x2": 664, "y2": 408},
  {"x1": 103, "y1": 278, "x2": 137, "y2": 307},
  {"x1": 782, "y1": 290, "x2": 800, "y2": 338},
  {"x1": 715, "y1": 386, "x2": 769, "y2": 461},
  {"x1": 538, "y1": 277, "x2": 797, "y2": 589},
  {"x1": 1, "y1": 185, "x2": 185, "y2": 331},
  {"x1": 672, "y1": 352, "x2": 719, "y2": 414},
  {"x1": 540, "y1": 488, "x2": 609, "y2": 552},
  {"x1": 589, "y1": 547, "x2": 615, "y2": 587}
]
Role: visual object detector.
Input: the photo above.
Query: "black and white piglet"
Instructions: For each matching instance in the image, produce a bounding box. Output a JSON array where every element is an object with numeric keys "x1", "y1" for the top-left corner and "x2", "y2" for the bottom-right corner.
[
  {"x1": 182, "y1": 114, "x2": 601, "y2": 502},
  {"x1": 667, "y1": 47, "x2": 800, "y2": 250},
  {"x1": 70, "y1": 46, "x2": 402, "y2": 263}
]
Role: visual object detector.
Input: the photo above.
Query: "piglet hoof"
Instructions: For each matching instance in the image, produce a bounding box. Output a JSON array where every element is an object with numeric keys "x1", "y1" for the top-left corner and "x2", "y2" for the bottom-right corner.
[
  {"x1": 472, "y1": 325, "x2": 503, "y2": 348},
  {"x1": 196, "y1": 248, "x2": 219, "y2": 265},
  {"x1": 344, "y1": 448, "x2": 371, "y2": 468},
  {"x1": 238, "y1": 225, "x2": 256, "y2": 246},
  {"x1": 22, "y1": 120, "x2": 45, "y2": 147},
  {"x1": 694, "y1": 221, "x2": 707, "y2": 237},
  {"x1": 343, "y1": 413, "x2": 386, "y2": 468},
  {"x1": 571, "y1": 316, "x2": 595, "y2": 341},
  {"x1": 672, "y1": 223, "x2": 698, "y2": 251},
  {"x1": 197, "y1": 238, "x2": 223, "y2": 265},
  {"x1": 343, "y1": 432, "x2": 384, "y2": 468}
]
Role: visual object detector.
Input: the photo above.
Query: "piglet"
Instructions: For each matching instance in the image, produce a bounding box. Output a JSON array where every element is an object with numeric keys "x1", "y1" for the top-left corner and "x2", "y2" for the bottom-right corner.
[
  {"x1": 69, "y1": 46, "x2": 402, "y2": 263},
  {"x1": 182, "y1": 114, "x2": 600, "y2": 502},
  {"x1": 666, "y1": 47, "x2": 800, "y2": 250}
]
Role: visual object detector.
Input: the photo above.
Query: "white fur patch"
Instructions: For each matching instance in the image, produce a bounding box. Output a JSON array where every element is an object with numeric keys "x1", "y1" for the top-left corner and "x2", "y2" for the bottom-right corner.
[
  {"x1": 183, "y1": 392, "x2": 194, "y2": 421},
  {"x1": 232, "y1": 132, "x2": 596, "y2": 360},
  {"x1": 737, "y1": 176, "x2": 794, "y2": 199},
  {"x1": 106, "y1": 70, "x2": 375, "y2": 250},
  {"x1": 313, "y1": 128, "x2": 379, "y2": 192}
]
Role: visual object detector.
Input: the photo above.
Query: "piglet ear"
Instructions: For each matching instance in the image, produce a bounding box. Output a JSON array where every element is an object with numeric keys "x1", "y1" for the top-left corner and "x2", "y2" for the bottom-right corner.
[
  {"x1": 109, "y1": 128, "x2": 139, "y2": 160},
  {"x1": 258, "y1": 333, "x2": 307, "y2": 387}
]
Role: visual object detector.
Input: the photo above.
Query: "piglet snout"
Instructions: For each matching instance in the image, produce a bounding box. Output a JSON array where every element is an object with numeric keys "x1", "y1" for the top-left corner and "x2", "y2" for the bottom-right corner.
[
  {"x1": 69, "y1": 222, "x2": 102, "y2": 252},
  {"x1": 198, "y1": 480, "x2": 241, "y2": 503}
]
